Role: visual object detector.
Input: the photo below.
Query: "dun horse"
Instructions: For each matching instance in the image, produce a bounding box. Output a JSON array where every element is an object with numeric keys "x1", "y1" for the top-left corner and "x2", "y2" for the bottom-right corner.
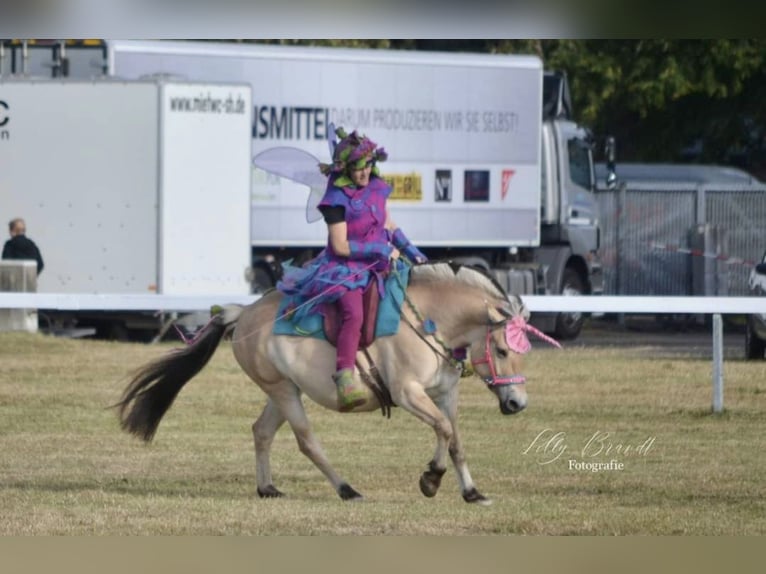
[{"x1": 117, "y1": 262, "x2": 554, "y2": 504}]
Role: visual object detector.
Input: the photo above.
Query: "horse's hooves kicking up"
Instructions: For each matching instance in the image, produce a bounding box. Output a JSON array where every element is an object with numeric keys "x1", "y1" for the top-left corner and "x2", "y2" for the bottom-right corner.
[
  {"x1": 338, "y1": 483, "x2": 364, "y2": 501},
  {"x1": 462, "y1": 488, "x2": 492, "y2": 506},
  {"x1": 257, "y1": 485, "x2": 285, "y2": 498}
]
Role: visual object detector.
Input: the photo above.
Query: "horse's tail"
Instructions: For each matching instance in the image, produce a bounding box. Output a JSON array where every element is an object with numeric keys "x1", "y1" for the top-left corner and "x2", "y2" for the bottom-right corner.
[{"x1": 115, "y1": 305, "x2": 244, "y2": 442}]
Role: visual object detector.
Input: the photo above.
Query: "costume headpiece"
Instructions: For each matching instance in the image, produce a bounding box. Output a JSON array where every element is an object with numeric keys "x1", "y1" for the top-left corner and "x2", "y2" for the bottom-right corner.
[{"x1": 319, "y1": 127, "x2": 387, "y2": 187}]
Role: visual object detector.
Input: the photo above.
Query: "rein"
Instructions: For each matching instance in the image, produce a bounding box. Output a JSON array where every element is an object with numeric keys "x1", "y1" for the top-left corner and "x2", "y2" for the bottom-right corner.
[
  {"x1": 392, "y1": 268, "x2": 530, "y2": 386},
  {"x1": 398, "y1": 306, "x2": 467, "y2": 371},
  {"x1": 392, "y1": 268, "x2": 466, "y2": 373}
]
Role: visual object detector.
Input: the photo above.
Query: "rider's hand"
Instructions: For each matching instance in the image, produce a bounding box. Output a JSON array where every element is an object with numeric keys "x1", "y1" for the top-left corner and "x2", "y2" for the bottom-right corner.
[{"x1": 390, "y1": 247, "x2": 401, "y2": 261}]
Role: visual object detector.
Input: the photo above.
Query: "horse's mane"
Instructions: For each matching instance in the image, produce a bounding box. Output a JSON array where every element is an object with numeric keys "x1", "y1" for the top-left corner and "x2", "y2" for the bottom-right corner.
[
  {"x1": 410, "y1": 261, "x2": 507, "y2": 300},
  {"x1": 409, "y1": 261, "x2": 529, "y2": 319}
]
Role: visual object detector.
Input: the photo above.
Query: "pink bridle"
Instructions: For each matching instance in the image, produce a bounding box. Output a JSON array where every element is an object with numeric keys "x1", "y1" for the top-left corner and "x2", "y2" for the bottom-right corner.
[{"x1": 471, "y1": 315, "x2": 562, "y2": 387}]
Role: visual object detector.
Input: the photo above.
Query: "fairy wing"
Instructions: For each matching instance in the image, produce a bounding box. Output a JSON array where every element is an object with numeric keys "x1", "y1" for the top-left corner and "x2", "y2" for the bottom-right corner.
[{"x1": 252, "y1": 146, "x2": 327, "y2": 223}]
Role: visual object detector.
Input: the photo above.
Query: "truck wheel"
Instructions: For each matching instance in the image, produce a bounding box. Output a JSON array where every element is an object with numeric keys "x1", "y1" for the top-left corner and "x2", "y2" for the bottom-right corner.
[
  {"x1": 745, "y1": 320, "x2": 765, "y2": 360},
  {"x1": 554, "y1": 268, "x2": 585, "y2": 340}
]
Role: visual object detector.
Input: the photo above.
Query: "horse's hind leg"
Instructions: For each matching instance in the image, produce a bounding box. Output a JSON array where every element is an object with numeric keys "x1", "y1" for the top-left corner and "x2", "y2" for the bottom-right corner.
[
  {"x1": 270, "y1": 383, "x2": 363, "y2": 501},
  {"x1": 253, "y1": 398, "x2": 287, "y2": 498}
]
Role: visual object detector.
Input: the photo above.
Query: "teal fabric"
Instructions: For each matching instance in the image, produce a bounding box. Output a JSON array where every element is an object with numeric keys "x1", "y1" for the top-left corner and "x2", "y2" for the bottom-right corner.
[{"x1": 273, "y1": 260, "x2": 410, "y2": 341}]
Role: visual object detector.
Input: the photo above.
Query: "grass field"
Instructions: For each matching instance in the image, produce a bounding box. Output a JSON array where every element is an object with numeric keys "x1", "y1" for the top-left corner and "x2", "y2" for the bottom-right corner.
[{"x1": 1, "y1": 330, "x2": 765, "y2": 535}]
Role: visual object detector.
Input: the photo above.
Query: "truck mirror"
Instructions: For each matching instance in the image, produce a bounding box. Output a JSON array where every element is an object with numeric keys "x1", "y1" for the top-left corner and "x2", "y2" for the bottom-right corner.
[
  {"x1": 605, "y1": 136, "x2": 617, "y2": 190},
  {"x1": 756, "y1": 263, "x2": 766, "y2": 275}
]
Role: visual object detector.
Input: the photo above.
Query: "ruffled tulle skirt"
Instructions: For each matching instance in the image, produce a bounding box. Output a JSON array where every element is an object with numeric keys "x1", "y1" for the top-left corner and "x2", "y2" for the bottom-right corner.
[{"x1": 277, "y1": 251, "x2": 373, "y2": 321}]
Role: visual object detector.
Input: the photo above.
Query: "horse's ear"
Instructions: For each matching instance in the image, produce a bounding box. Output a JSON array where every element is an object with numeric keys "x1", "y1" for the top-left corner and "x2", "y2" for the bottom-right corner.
[
  {"x1": 495, "y1": 295, "x2": 530, "y2": 322},
  {"x1": 495, "y1": 305, "x2": 512, "y2": 318},
  {"x1": 490, "y1": 305, "x2": 510, "y2": 325},
  {"x1": 510, "y1": 294, "x2": 531, "y2": 321}
]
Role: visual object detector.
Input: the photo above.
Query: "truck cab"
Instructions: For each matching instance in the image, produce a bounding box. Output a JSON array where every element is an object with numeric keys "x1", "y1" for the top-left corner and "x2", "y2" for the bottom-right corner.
[{"x1": 525, "y1": 72, "x2": 602, "y2": 338}]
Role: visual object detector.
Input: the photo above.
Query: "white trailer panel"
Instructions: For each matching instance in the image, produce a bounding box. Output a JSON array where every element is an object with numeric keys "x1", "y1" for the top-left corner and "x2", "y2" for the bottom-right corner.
[
  {"x1": 0, "y1": 80, "x2": 160, "y2": 293},
  {"x1": 0, "y1": 78, "x2": 252, "y2": 297},
  {"x1": 159, "y1": 82, "x2": 252, "y2": 295}
]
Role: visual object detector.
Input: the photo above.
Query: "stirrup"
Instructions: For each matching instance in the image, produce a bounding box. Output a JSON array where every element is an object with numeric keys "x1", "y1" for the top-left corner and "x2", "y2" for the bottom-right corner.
[{"x1": 333, "y1": 370, "x2": 367, "y2": 412}]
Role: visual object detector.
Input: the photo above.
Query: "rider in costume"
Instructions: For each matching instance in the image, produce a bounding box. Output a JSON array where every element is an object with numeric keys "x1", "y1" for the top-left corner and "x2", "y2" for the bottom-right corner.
[{"x1": 277, "y1": 128, "x2": 427, "y2": 411}]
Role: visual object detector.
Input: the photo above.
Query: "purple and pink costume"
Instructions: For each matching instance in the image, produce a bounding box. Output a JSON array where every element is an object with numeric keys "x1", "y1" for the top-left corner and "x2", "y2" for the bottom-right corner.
[{"x1": 277, "y1": 174, "x2": 394, "y2": 371}]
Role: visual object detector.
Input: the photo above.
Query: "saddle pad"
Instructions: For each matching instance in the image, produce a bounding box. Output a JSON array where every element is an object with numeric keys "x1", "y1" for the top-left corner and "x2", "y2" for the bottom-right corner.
[{"x1": 273, "y1": 262, "x2": 411, "y2": 343}]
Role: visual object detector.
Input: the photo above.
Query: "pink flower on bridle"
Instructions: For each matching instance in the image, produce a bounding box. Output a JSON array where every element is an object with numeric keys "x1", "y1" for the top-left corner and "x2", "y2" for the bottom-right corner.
[{"x1": 504, "y1": 315, "x2": 562, "y2": 355}]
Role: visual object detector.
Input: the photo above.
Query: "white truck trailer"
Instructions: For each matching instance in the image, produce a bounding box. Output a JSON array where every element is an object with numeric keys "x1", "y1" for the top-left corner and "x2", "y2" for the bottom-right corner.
[
  {"x1": 107, "y1": 41, "x2": 603, "y2": 338},
  {"x1": 0, "y1": 77, "x2": 253, "y2": 339}
]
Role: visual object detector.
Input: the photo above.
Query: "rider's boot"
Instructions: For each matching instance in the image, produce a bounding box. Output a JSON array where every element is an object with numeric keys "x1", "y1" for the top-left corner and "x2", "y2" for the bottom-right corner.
[{"x1": 333, "y1": 369, "x2": 367, "y2": 412}]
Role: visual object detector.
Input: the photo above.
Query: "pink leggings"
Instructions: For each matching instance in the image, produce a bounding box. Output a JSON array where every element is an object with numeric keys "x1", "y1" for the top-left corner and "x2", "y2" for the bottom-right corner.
[{"x1": 335, "y1": 288, "x2": 364, "y2": 371}]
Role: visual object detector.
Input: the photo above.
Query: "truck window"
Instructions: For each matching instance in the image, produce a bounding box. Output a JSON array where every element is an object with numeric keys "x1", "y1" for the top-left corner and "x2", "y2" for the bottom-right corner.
[{"x1": 567, "y1": 138, "x2": 592, "y2": 190}]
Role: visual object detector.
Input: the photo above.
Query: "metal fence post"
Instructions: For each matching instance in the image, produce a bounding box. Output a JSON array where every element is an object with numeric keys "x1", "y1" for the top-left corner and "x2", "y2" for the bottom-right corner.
[
  {"x1": 712, "y1": 313, "x2": 724, "y2": 413},
  {"x1": 616, "y1": 182, "x2": 627, "y2": 325},
  {"x1": 696, "y1": 184, "x2": 706, "y2": 226}
]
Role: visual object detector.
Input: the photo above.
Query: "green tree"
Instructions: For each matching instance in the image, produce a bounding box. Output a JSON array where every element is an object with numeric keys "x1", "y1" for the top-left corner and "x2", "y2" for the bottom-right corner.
[{"x1": 542, "y1": 40, "x2": 766, "y2": 169}]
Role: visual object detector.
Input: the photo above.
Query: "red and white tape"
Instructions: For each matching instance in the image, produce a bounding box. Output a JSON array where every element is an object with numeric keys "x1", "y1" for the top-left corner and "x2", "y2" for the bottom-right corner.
[{"x1": 649, "y1": 241, "x2": 758, "y2": 267}]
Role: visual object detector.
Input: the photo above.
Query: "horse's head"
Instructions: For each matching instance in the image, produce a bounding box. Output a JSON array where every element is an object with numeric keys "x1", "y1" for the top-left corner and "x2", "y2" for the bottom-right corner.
[
  {"x1": 409, "y1": 263, "x2": 561, "y2": 416},
  {"x1": 468, "y1": 295, "x2": 527, "y2": 415},
  {"x1": 468, "y1": 294, "x2": 555, "y2": 415}
]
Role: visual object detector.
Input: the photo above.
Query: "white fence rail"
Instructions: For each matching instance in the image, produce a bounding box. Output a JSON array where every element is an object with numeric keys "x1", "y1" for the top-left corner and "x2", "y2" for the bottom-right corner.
[
  {"x1": 0, "y1": 292, "x2": 259, "y2": 312},
  {"x1": 2, "y1": 293, "x2": 766, "y2": 314},
  {"x1": 2, "y1": 293, "x2": 766, "y2": 414}
]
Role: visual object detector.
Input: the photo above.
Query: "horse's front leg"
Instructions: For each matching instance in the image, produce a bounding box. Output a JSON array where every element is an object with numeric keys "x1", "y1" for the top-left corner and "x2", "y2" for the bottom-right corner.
[
  {"x1": 392, "y1": 382, "x2": 454, "y2": 499},
  {"x1": 435, "y1": 386, "x2": 492, "y2": 506}
]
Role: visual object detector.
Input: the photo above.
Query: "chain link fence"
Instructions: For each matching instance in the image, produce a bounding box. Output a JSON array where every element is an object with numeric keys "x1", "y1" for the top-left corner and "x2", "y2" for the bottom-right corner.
[{"x1": 596, "y1": 182, "x2": 766, "y2": 296}]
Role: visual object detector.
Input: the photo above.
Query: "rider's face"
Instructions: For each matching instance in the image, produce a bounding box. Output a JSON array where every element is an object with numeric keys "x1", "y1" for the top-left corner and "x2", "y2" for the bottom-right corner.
[{"x1": 349, "y1": 162, "x2": 373, "y2": 187}]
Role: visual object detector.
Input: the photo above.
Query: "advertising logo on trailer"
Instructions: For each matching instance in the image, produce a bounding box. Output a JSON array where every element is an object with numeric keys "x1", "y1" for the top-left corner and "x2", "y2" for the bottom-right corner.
[{"x1": 501, "y1": 169, "x2": 516, "y2": 200}]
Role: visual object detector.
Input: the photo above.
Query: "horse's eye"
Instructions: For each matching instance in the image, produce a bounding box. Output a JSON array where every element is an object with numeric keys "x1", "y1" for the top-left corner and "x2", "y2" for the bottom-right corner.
[{"x1": 496, "y1": 348, "x2": 508, "y2": 358}]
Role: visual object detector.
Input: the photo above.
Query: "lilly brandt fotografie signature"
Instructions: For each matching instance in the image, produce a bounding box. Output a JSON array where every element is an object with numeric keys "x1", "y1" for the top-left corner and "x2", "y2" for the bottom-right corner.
[{"x1": 522, "y1": 428, "x2": 656, "y2": 472}]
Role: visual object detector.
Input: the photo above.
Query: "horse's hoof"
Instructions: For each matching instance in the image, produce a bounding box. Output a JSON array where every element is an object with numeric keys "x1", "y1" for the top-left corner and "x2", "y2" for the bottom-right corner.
[
  {"x1": 257, "y1": 484, "x2": 285, "y2": 498},
  {"x1": 419, "y1": 463, "x2": 446, "y2": 498},
  {"x1": 338, "y1": 483, "x2": 364, "y2": 501},
  {"x1": 462, "y1": 488, "x2": 492, "y2": 506},
  {"x1": 419, "y1": 473, "x2": 439, "y2": 497}
]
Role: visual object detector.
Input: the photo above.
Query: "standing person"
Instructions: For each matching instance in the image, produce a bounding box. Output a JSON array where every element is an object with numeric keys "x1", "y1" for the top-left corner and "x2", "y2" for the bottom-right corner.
[
  {"x1": 278, "y1": 128, "x2": 427, "y2": 411},
  {"x1": 2, "y1": 218, "x2": 44, "y2": 276}
]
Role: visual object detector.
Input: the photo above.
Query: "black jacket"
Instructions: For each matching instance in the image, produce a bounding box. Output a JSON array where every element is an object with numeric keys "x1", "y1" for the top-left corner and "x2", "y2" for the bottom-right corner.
[{"x1": 2, "y1": 235, "x2": 44, "y2": 274}]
